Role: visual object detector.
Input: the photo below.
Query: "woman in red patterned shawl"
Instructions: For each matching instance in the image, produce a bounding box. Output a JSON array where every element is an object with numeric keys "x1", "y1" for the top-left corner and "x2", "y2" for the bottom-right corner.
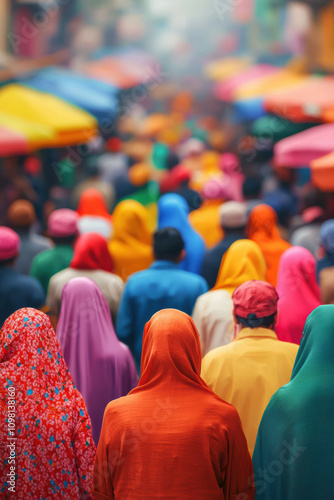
[{"x1": 0, "y1": 308, "x2": 95, "y2": 499}]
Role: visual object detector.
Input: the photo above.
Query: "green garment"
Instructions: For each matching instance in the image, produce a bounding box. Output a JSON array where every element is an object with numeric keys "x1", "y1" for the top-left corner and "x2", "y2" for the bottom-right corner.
[
  {"x1": 253, "y1": 305, "x2": 334, "y2": 499},
  {"x1": 30, "y1": 245, "x2": 74, "y2": 294},
  {"x1": 121, "y1": 181, "x2": 160, "y2": 207}
]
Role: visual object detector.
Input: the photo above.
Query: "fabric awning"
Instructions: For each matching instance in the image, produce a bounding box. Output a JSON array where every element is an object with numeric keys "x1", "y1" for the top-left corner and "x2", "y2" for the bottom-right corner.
[
  {"x1": 264, "y1": 76, "x2": 334, "y2": 122},
  {"x1": 311, "y1": 152, "x2": 334, "y2": 191},
  {"x1": 274, "y1": 123, "x2": 334, "y2": 167},
  {"x1": 0, "y1": 84, "x2": 98, "y2": 147},
  {"x1": 22, "y1": 67, "x2": 118, "y2": 121}
]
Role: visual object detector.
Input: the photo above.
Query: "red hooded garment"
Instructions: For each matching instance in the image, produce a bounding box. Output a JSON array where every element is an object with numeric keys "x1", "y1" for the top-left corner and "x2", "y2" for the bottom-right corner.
[
  {"x1": 93, "y1": 309, "x2": 254, "y2": 500},
  {"x1": 0, "y1": 308, "x2": 95, "y2": 499},
  {"x1": 70, "y1": 232, "x2": 113, "y2": 273}
]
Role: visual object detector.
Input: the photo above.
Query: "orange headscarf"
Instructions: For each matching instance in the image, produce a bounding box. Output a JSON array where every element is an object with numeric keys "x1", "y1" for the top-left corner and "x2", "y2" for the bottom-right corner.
[
  {"x1": 247, "y1": 204, "x2": 291, "y2": 286},
  {"x1": 76, "y1": 188, "x2": 110, "y2": 221},
  {"x1": 93, "y1": 309, "x2": 254, "y2": 500},
  {"x1": 213, "y1": 239, "x2": 267, "y2": 294},
  {"x1": 109, "y1": 200, "x2": 153, "y2": 281}
]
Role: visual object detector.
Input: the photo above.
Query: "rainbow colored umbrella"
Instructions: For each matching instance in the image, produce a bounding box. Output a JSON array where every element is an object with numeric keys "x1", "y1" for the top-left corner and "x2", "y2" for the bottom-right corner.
[{"x1": 0, "y1": 84, "x2": 98, "y2": 147}]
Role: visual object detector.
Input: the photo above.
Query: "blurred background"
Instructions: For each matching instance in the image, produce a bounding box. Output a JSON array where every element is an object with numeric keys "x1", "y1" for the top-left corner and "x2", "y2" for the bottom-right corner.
[{"x1": 1, "y1": 0, "x2": 334, "y2": 226}]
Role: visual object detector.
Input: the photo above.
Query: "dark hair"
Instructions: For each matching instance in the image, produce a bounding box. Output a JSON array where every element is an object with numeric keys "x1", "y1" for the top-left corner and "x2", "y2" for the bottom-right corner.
[
  {"x1": 52, "y1": 234, "x2": 77, "y2": 246},
  {"x1": 242, "y1": 177, "x2": 262, "y2": 199},
  {"x1": 153, "y1": 227, "x2": 185, "y2": 261},
  {"x1": 236, "y1": 312, "x2": 276, "y2": 329},
  {"x1": 0, "y1": 256, "x2": 17, "y2": 268}
]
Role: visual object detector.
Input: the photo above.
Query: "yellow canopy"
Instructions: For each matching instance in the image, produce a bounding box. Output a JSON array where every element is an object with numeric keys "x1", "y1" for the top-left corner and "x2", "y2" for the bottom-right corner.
[
  {"x1": 0, "y1": 85, "x2": 98, "y2": 147},
  {"x1": 0, "y1": 112, "x2": 55, "y2": 151},
  {"x1": 234, "y1": 69, "x2": 307, "y2": 100},
  {"x1": 204, "y1": 58, "x2": 251, "y2": 82}
]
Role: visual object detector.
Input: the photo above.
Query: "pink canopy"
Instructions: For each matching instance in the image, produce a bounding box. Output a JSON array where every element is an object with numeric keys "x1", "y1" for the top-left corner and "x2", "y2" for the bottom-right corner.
[
  {"x1": 214, "y1": 65, "x2": 279, "y2": 102},
  {"x1": 274, "y1": 124, "x2": 334, "y2": 167}
]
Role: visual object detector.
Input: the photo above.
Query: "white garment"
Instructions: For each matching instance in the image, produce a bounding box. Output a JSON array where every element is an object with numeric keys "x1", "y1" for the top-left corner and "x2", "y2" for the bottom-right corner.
[
  {"x1": 47, "y1": 268, "x2": 124, "y2": 325},
  {"x1": 192, "y1": 289, "x2": 234, "y2": 357}
]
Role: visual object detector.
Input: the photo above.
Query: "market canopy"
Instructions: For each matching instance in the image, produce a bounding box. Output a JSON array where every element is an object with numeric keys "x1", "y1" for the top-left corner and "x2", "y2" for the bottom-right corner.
[
  {"x1": 22, "y1": 67, "x2": 118, "y2": 121},
  {"x1": 274, "y1": 123, "x2": 334, "y2": 167},
  {"x1": 0, "y1": 84, "x2": 98, "y2": 147},
  {"x1": 311, "y1": 152, "x2": 334, "y2": 191},
  {"x1": 82, "y1": 50, "x2": 159, "y2": 89},
  {"x1": 264, "y1": 76, "x2": 334, "y2": 122},
  {"x1": 0, "y1": 112, "x2": 55, "y2": 151},
  {"x1": 204, "y1": 57, "x2": 251, "y2": 82},
  {"x1": 234, "y1": 68, "x2": 306, "y2": 101},
  {"x1": 214, "y1": 65, "x2": 279, "y2": 101},
  {"x1": 0, "y1": 126, "x2": 28, "y2": 157}
]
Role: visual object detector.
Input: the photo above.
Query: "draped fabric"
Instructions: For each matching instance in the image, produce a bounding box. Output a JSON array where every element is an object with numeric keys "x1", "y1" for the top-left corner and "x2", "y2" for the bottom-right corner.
[
  {"x1": 77, "y1": 188, "x2": 111, "y2": 221},
  {"x1": 247, "y1": 204, "x2": 291, "y2": 286},
  {"x1": 213, "y1": 239, "x2": 267, "y2": 293},
  {"x1": 0, "y1": 308, "x2": 95, "y2": 499},
  {"x1": 276, "y1": 246, "x2": 321, "y2": 345},
  {"x1": 70, "y1": 232, "x2": 114, "y2": 273},
  {"x1": 201, "y1": 327, "x2": 298, "y2": 456},
  {"x1": 94, "y1": 309, "x2": 255, "y2": 500},
  {"x1": 253, "y1": 305, "x2": 334, "y2": 499},
  {"x1": 158, "y1": 194, "x2": 205, "y2": 274},
  {"x1": 109, "y1": 200, "x2": 153, "y2": 281},
  {"x1": 193, "y1": 239, "x2": 267, "y2": 356},
  {"x1": 56, "y1": 278, "x2": 138, "y2": 445}
]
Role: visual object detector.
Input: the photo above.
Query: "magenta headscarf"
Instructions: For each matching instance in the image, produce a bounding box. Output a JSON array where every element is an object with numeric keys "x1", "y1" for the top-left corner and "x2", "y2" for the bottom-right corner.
[
  {"x1": 276, "y1": 246, "x2": 322, "y2": 345},
  {"x1": 202, "y1": 153, "x2": 244, "y2": 201},
  {"x1": 56, "y1": 277, "x2": 138, "y2": 445}
]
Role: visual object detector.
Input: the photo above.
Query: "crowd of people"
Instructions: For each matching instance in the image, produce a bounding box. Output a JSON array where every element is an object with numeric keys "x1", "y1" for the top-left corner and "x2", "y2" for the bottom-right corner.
[{"x1": 1, "y1": 101, "x2": 334, "y2": 499}]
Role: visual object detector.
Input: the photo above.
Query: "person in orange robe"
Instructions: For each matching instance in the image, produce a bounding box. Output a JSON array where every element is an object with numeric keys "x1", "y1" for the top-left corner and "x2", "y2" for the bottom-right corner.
[
  {"x1": 108, "y1": 200, "x2": 153, "y2": 281},
  {"x1": 247, "y1": 204, "x2": 291, "y2": 286},
  {"x1": 93, "y1": 309, "x2": 255, "y2": 500}
]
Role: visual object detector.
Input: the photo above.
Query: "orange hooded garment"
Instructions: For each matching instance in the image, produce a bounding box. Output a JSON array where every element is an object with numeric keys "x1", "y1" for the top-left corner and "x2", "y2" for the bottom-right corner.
[
  {"x1": 93, "y1": 309, "x2": 255, "y2": 500},
  {"x1": 77, "y1": 188, "x2": 111, "y2": 221},
  {"x1": 247, "y1": 204, "x2": 291, "y2": 286},
  {"x1": 108, "y1": 200, "x2": 153, "y2": 281}
]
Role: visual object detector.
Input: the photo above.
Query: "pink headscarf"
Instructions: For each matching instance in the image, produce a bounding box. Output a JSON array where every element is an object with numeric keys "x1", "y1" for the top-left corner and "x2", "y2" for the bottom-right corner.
[
  {"x1": 202, "y1": 153, "x2": 244, "y2": 201},
  {"x1": 276, "y1": 246, "x2": 321, "y2": 344}
]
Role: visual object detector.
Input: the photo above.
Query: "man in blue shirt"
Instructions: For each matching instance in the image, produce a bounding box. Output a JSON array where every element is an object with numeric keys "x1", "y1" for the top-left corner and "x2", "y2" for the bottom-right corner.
[
  {"x1": 117, "y1": 227, "x2": 208, "y2": 368},
  {"x1": 0, "y1": 227, "x2": 45, "y2": 327}
]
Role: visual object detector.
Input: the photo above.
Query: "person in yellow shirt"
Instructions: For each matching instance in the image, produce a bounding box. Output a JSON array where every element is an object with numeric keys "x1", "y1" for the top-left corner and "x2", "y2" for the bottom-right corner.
[{"x1": 201, "y1": 280, "x2": 298, "y2": 456}]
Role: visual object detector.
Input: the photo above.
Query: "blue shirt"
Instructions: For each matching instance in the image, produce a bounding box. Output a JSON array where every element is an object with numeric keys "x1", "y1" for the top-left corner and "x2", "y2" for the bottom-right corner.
[
  {"x1": 116, "y1": 261, "x2": 208, "y2": 368},
  {"x1": 0, "y1": 267, "x2": 45, "y2": 327}
]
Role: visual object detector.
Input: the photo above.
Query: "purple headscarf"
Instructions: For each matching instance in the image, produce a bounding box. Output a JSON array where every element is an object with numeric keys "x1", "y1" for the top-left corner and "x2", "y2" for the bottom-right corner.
[{"x1": 56, "y1": 277, "x2": 138, "y2": 445}]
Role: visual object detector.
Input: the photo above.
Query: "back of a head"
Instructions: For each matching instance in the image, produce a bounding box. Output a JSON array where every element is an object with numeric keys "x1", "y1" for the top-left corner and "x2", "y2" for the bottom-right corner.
[
  {"x1": 214, "y1": 239, "x2": 267, "y2": 292},
  {"x1": 232, "y1": 280, "x2": 278, "y2": 329},
  {"x1": 320, "y1": 220, "x2": 334, "y2": 255},
  {"x1": 0, "y1": 226, "x2": 20, "y2": 268},
  {"x1": 139, "y1": 309, "x2": 203, "y2": 387},
  {"x1": 48, "y1": 208, "x2": 78, "y2": 245},
  {"x1": 112, "y1": 200, "x2": 151, "y2": 243},
  {"x1": 70, "y1": 232, "x2": 113, "y2": 272},
  {"x1": 219, "y1": 201, "x2": 247, "y2": 231},
  {"x1": 242, "y1": 176, "x2": 262, "y2": 200},
  {"x1": 158, "y1": 194, "x2": 189, "y2": 229},
  {"x1": 153, "y1": 227, "x2": 184, "y2": 262},
  {"x1": 247, "y1": 204, "x2": 278, "y2": 238},
  {"x1": 8, "y1": 200, "x2": 36, "y2": 229},
  {"x1": 77, "y1": 188, "x2": 109, "y2": 219}
]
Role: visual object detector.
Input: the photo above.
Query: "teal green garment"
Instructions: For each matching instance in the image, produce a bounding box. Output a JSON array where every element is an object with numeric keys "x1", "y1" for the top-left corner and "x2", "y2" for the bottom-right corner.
[
  {"x1": 152, "y1": 142, "x2": 169, "y2": 171},
  {"x1": 30, "y1": 245, "x2": 74, "y2": 294},
  {"x1": 253, "y1": 305, "x2": 334, "y2": 499},
  {"x1": 121, "y1": 181, "x2": 160, "y2": 207}
]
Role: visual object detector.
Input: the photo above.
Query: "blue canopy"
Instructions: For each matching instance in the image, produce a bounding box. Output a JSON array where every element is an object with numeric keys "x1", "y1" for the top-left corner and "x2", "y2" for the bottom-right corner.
[{"x1": 22, "y1": 67, "x2": 119, "y2": 122}]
